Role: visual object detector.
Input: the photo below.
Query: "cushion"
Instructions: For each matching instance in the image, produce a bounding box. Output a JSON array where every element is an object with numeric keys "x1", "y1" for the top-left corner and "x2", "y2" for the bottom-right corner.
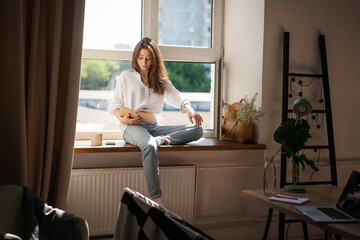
[{"x1": 0, "y1": 185, "x2": 24, "y2": 238}]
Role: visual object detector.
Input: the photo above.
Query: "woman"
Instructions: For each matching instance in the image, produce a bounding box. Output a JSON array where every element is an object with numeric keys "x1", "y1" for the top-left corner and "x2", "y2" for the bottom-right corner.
[{"x1": 108, "y1": 37, "x2": 203, "y2": 206}]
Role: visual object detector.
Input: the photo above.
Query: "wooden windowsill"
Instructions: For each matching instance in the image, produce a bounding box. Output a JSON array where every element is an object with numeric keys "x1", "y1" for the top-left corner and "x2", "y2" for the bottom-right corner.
[{"x1": 74, "y1": 138, "x2": 266, "y2": 154}]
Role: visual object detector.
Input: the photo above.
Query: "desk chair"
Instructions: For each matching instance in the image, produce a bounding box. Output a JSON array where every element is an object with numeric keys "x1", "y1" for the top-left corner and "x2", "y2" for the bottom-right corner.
[{"x1": 115, "y1": 188, "x2": 213, "y2": 240}]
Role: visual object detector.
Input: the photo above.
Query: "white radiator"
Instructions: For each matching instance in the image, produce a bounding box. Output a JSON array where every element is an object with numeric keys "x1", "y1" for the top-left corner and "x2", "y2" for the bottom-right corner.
[{"x1": 67, "y1": 166, "x2": 196, "y2": 236}]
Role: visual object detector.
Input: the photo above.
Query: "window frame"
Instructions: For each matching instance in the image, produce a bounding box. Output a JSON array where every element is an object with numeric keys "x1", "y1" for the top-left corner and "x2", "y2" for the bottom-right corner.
[{"x1": 76, "y1": 0, "x2": 223, "y2": 140}]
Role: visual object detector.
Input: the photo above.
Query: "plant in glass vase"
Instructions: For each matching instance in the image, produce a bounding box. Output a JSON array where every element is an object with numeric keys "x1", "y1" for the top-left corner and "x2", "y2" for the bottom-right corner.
[{"x1": 264, "y1": 117, "x2": 319, "y2": 195}]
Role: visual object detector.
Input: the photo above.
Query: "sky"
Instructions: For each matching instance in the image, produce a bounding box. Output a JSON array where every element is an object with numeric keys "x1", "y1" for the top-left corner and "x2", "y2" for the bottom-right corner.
[{"x1": 83, "y1": 0, "x2": 142, "y2": 50}]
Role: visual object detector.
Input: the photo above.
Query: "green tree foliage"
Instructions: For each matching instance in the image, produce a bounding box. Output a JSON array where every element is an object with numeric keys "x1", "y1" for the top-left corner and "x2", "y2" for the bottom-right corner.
[
  {"x1": 165, "y1": 62, "x2": 211, "y2": 92},
  {"x1": 81, "y1": 59, "x2": 211, "y2": 92},
  {"x1": 81, "y1": 59, "x2": 122, "y2": 90}
]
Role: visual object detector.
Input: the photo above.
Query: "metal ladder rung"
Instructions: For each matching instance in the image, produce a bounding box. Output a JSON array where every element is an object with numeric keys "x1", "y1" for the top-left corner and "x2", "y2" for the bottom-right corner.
[
  {"x1": 287, "y1": 109, "x2": 327, "y2": 113},
  {"x1": 288, "y1": 73, "x2": 323, "y2": 78},
  {"x1": 304, "y1": 145, "x2": 330, "y2": 149}
]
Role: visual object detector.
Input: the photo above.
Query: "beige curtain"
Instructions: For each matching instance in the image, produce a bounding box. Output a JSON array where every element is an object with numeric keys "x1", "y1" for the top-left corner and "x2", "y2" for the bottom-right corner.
[{"x1": 0, "y1": 0, "x2": 85, "y2": 209}]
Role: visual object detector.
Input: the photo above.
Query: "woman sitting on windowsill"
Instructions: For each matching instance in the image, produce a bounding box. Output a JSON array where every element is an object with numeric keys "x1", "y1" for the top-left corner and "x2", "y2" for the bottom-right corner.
[{"x1": 108, "y1": 37, "x2": 203, "y2": 206}]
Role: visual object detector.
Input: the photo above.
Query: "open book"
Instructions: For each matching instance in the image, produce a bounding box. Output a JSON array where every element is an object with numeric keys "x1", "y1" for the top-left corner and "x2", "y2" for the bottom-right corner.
[{"x1": 119, "y1": 106, "x2": 156, "y2": 124}]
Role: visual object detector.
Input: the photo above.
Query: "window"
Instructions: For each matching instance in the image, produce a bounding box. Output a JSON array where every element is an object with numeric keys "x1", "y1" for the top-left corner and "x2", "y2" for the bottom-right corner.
[
  {"x1": 77, "y1": 59, "x2": 131, "y2": 132},
  {"x1": 162, "y1": 61, "x2": 215, "y2": 130},
  {"x1": 76, "y1": 0, "x2": 223, "y2": 140},
  {"x1": 83, "y1": 0, "x2": 141, "y2": 50},
  {"x1": 158, "y1": 0, "x2": 212, "y2": 48}
]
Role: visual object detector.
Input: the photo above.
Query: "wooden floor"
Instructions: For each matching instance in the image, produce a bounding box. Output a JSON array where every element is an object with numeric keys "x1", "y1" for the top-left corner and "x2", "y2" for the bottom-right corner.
[{"x1": 74, "y1": 137, "x2": 266, "y2": 153}]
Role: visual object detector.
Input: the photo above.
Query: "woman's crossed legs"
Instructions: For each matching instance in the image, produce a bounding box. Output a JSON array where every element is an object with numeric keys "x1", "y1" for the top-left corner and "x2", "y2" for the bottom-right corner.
[{"x1": 123, "y1": 123, "x2": 203, "y2": 199}]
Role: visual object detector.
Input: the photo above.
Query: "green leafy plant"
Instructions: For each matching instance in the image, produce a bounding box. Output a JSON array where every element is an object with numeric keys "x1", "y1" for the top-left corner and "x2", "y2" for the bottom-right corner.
[
  {"x1": 236, "y1": 93, "x2": 266, "y2": 124},
  {"x1": 272, "y1": 118, "x2": 319, "y2": 171}
]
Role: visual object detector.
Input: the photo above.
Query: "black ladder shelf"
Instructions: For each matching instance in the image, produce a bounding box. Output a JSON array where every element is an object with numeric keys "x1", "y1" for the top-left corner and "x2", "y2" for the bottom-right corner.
[
  {"x1": 263, "y1": 32, "x2": 338, "y2": 240},
  {"x1": 281, "y1": 31, "x2": 338, "y2": 187},
  {"x1": 280, "y1": 32, "x2": 338, "y2": 240}
]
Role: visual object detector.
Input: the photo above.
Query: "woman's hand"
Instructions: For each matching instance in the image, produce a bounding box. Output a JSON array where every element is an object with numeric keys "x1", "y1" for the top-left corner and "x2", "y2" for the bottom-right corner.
[
  {"x1": 120, "y1": 114, "x2": 143, "y2": 125},
  {"x1": 184, "y1": 104, "x2": 203, "y2": 126},
  {"x1": 114, "y1": 109, "x2": 143, "y2": 125},
  {"x1": 187, "y1": 111, "x2": 203, "y2": 126}
]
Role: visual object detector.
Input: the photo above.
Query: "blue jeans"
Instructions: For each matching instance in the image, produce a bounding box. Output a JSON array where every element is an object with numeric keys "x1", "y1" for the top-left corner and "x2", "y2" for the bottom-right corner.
[{"x1": 123, "y1": 123, "x2": 203, "y2": 197}]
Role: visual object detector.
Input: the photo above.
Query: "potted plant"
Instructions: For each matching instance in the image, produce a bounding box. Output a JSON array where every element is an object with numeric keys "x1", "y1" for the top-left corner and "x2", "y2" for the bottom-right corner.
[
  {"x1": 236, "y1": 92, "x2": 266, "y2": 124},
  {"x1": 222, "y1": 92, "x2": 265, "y2": 143}
]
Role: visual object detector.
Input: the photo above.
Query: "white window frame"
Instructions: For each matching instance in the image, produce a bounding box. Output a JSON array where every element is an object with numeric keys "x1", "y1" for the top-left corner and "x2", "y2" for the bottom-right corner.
[{"x1": 76, "y1": 0, "x2": 224, "y2": 140}]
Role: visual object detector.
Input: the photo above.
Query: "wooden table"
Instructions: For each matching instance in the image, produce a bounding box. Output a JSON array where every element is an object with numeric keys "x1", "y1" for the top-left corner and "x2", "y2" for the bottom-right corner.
[{"x1": 242, "y1": 186, "x2": 360, "y2": 240}]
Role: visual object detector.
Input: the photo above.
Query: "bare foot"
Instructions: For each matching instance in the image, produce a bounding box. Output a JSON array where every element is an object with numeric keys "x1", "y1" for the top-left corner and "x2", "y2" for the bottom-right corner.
[{"x1": 155, "y1": 136, "x2": 169, "y2": 146}]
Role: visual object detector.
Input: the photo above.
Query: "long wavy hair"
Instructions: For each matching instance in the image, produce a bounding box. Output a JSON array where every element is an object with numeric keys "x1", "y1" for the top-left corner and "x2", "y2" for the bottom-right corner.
[{"x1": 132, "y1": 37, "x2": 168, "y2": 95}]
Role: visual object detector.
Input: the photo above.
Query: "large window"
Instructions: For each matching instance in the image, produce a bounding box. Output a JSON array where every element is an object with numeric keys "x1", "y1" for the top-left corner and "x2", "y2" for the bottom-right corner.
[
  {"x1": 158, "y1": 0, "x2": 212, "y2": 48},
  {"x1": 83, "y1": 0, "x2": 141, "y2": 50},
  {"x1": 76, "y1": 0, "x2": 223, "y2": 140}
]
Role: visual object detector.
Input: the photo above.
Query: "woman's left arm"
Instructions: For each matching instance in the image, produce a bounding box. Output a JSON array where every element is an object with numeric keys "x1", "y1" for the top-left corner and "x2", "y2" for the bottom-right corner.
[
  {"x1": 164, "y1": 79, "x2": 203, "y2": 126},
  {"x1": 184, "y1": 103, "x2": 203, "y2": 126}
]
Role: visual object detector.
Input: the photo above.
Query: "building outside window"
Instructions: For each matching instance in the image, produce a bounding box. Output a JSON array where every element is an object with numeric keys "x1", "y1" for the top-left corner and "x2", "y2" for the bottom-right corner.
[{"x1": 76, "y1": 0, "x2": 223, "y2": 140}]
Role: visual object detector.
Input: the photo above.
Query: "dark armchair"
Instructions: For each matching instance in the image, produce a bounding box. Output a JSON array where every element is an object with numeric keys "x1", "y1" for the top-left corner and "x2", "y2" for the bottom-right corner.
[{"x1": 0, "y1": 185, "x2": 89, "y2": 240}]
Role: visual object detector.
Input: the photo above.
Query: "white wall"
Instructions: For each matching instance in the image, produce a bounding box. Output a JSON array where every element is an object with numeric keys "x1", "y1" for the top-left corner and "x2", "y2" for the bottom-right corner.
[
  {"x1": 222, "y1": 0, "x2": 265, "y2": 143},
  {"x1": 223, "y1": 0, "x2": 265, "y2": 105},
  {"x1": 223, "y1": 0, "x2": 360, "y2": 162},
  {"x1": 261, "y1": 0, "x2": 360, "y2": 162}
]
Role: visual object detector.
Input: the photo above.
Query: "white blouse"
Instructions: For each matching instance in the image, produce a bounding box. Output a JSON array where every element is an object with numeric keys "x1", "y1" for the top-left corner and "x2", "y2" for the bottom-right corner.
[{"x1": 108, "y1": 69, "x2": 190, "y2": 135}]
